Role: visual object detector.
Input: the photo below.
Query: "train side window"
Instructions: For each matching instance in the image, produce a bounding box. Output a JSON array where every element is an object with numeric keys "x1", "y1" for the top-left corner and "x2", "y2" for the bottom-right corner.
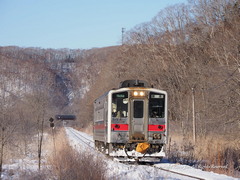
[
  {"x1": 149, "y1": 92, "x2": 165, "y2": 118},
  {"x1": 112, "y1": 92, "x2": 128, "y2": 118}
]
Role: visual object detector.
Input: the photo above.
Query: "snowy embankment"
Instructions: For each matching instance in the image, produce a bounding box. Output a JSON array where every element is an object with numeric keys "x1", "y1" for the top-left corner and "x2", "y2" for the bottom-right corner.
[
  {"x1": 65, "y1": 127, "x2": 238, "y2": 180},
  {"x1": 1, "y1": 133, "x2": 50, "y2": 180}
]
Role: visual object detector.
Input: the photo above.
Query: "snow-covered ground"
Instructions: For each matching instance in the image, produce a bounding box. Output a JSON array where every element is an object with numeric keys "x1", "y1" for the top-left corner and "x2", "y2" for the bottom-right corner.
[
  {"x1": 65, "y1": 127, "x2": 238, "y2": 180},
  {"x1": 1, "y1": 133, "x2": 50, "y2": 180},
  {"x1": 1, "y1": 127, "x2": 238, "y2": 179}
]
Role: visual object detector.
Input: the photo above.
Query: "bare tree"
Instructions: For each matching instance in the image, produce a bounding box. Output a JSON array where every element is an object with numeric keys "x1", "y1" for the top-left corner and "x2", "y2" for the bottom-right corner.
[{"x1": 0, "y1": 57, "x2": 19, "y2": 175}]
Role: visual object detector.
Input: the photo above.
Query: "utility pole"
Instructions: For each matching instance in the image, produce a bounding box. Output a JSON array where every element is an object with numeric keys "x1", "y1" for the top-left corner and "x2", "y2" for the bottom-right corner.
[
  {"x1": 192, "y1": 87, "x2": 196, "y2": 144},
  {"x1": 122, "y1": 28, "x2": 125, "y2": 45}
]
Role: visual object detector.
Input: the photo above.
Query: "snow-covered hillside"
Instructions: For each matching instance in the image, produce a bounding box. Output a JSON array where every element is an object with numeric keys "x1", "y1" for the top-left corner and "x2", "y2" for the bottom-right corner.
[{"x1": 65, "y1": 127, "x2": 238, "y2": 180}]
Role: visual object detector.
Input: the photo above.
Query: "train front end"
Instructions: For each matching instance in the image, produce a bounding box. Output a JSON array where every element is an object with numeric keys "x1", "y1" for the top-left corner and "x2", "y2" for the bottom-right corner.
[{"x1": 108, "y1": 80, "x2": 168, "y2": 161}]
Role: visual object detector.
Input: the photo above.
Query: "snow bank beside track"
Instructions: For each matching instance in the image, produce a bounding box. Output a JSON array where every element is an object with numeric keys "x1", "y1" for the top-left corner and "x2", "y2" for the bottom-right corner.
[{"x1": 65, "y1": 127, "x2": 238, "y2": 180}]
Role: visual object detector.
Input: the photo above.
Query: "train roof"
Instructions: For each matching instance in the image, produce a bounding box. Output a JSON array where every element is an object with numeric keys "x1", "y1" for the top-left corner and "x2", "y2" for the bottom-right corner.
[
  {"x1": 119, "y1": 80, "x2": 151, "y2": 88},
  {"x1": 94, "y1": 80, "x2": 167, "y2": 103}
]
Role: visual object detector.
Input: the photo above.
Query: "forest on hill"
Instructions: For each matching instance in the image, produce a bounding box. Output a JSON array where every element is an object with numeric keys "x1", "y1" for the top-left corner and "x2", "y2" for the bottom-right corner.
[
  {"x1": 78, "y1": 0, "x2": 240, "y2": 174},
  {"x1": 81, "y1": 0, "x2": 240, "y2": 137},
  {"x1": 0, "y1": 0, "x2": 239, "y2": 176}
]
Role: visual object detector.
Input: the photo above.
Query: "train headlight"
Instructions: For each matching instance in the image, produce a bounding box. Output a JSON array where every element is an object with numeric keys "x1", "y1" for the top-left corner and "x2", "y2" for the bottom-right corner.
[
  {"x1": 133, "y1": 91, "x2": 145, "y2": 97},
  {"x1": 133, "y1": 91, "x2": 139, "y2": 96},
  {"x1": 139, "y1": 91, "x2": 145, "y2": 96}
]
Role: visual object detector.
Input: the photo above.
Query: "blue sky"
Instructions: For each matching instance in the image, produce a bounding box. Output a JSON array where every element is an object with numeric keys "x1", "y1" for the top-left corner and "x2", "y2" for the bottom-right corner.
[{"x1": 0, "y1": 0, "x2": 187, "y2": 49}]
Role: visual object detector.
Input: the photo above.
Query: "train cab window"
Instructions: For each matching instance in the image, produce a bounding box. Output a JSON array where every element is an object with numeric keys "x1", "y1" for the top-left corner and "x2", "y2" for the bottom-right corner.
[
  {"x1": 134, "y1": 101, "x2": 144, "y2": 118},
  {"x1": 149, "y1": 92, "x2": 165, "y2": 118},
  {"x1": 112, "y1": 92, "x2": 128, "y2": 118}
]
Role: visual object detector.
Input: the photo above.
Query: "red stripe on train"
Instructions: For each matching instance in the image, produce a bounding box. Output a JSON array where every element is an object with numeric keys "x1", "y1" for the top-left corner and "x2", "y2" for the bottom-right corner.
[
  {"x1": 111, "y1": 124, "x2": 128, "y2": 131},
  {"x1": 96, "y1": 124, "x2": 166, "y2": 131},
  {"x1": 148, "y1": 124, "x2": 166, "y2": 131}
]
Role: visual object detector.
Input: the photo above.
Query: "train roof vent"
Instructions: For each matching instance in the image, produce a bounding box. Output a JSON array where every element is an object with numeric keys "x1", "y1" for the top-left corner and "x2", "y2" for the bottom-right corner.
[{"x1": 119, "y1": 80, "x2": 150, "y2": 88}]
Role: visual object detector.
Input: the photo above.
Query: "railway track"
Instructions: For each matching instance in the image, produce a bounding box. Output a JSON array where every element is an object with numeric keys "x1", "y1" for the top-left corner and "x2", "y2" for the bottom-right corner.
[
  {"x1": 66, "y1": 127, "x2": 206, "y2": 180},
  {"x1": 151, "y1": 165, "x2": 205, "y2": 180},
  {"x1": 65, "y1": 127, "x2": 95, "y2": 150}
]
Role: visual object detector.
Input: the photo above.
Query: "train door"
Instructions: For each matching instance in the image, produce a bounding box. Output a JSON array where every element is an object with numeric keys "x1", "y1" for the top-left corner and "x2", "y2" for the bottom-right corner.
[{"x1": 130, "y1": 99, "x2": 148, "y2": 141}]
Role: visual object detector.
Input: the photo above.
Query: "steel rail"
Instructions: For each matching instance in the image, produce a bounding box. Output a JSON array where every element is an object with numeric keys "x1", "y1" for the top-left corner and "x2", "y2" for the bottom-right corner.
[
  {"x1": 66, "y1": 127, "x2": 95, "y2": 150},
  {"x1": 68, "y1": 128, "x2": 94, "y2": 143},
  {"x1": 151, "y1": 165, "x2": 205, "y2": 180}
]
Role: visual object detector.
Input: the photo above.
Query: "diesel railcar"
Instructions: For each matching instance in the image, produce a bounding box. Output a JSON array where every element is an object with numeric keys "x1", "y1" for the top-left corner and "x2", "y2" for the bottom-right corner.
[{"x1": 93, "y1": 80, "x2": 168, "y2": 161}]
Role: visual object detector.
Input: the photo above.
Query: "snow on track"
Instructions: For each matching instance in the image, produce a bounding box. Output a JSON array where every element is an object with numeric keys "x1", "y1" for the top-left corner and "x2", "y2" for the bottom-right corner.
[
  {"x1": 65, "y1": 127, "x2": 95, "y2": 150},
  {"x1": 65, "y1": 127, "x2": 238, "y2": 180}
]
